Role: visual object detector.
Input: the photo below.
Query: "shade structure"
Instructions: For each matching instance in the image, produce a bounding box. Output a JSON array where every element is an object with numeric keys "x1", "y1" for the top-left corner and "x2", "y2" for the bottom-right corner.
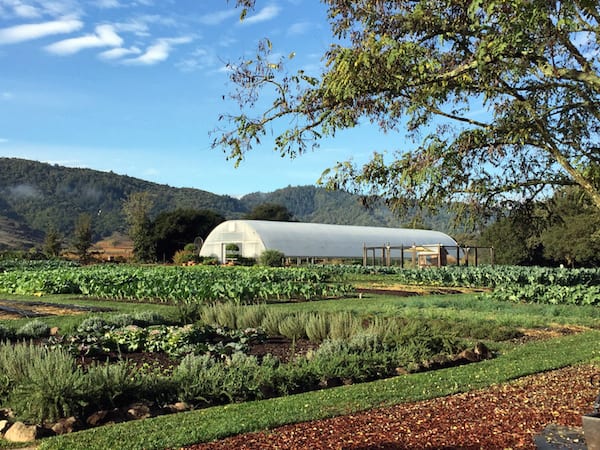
[{"x1": 199, "y1": 220, "x2": 458, "y2": 263}]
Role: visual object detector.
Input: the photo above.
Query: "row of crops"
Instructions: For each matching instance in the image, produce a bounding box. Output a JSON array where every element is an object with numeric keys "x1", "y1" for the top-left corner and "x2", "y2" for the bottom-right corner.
[
  {"x1": 332, "y1": 264, "x2": 600, "y2": 306},
  {"x1": 0, "y1": 263, "x2": 353, "y2": 303},
  {"x1": 2, "y1": 260, "x2": 600, "y2": 306}
]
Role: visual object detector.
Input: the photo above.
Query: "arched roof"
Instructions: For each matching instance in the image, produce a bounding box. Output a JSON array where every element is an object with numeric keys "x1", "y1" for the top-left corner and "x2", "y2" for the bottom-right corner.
[{"x1": 200, "y1": 220, "x2": 458, "y2": 261}]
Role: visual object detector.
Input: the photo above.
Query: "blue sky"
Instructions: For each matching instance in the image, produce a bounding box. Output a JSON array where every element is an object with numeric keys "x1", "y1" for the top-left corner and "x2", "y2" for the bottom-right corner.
[{"x1": 0, "y1": 0, "x2": 398, "y2": 197}]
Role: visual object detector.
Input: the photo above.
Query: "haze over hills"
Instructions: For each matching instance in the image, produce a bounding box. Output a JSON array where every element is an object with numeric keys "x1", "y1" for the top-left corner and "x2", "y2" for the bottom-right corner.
[{"x1": 0, "y1": 158, "x2": 450, "y2": 250}]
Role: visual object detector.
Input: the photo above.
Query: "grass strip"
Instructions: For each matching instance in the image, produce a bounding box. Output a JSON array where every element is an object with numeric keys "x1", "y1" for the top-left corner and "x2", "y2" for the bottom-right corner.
[{"x1": 38, "y1": 330, "x2": 600, "y2": 450}]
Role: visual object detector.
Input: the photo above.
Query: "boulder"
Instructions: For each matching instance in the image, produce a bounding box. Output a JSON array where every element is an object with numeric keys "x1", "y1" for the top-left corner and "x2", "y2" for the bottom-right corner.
[
  {"x1": 0, "y1": 419, "x2": 9, "y2": 434},
  {"x1": 127, "y1": 403, "x2": 151, "y2": 420},
  {"x1": 51, "y1": 416, "x2": 79, "y2": 435},
  {"x1": 4, "y1": 421, "x2": 42, "y2": 442}
]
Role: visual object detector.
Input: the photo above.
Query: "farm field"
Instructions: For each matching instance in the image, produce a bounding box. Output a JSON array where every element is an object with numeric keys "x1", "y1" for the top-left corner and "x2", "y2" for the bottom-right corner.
[{"x1": 0, "y1": 262, "x2": 599, "y2": 449}]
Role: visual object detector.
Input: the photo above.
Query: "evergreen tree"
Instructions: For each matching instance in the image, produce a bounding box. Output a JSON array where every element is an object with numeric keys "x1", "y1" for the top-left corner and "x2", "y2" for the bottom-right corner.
[
  {"x1": 43, "y1": 227, "x2": 62, "y2": 258},
  {"x1": 73, "y1": 213, "x2": 92, "y2": 263}
]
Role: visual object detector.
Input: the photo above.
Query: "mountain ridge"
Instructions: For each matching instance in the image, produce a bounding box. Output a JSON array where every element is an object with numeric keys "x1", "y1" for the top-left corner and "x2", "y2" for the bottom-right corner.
[{"x1": 0, "y1": 157, "x2": 428, "y2": 250}]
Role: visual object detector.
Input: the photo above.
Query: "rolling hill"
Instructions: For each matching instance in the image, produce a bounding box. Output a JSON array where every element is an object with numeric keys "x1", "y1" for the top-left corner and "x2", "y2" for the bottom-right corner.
[{"x1": 0, "y1": 158, "x2": 448, "y2": 250}]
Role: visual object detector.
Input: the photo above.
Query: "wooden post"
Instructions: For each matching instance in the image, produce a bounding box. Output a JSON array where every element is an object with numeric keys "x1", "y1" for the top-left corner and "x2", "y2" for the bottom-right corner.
[
  {"x1": 465, "y1": 247, "x2": 469, "y2": 267},
  {"x1": 363, "y1": 244, "x2": 367, "y2": 266},
  {"x1": 475, "y1": 247, "x2": 479, "y2": 267},
  {"x1": 401, "y1": 245, "x2": 404, "y2": 268}
]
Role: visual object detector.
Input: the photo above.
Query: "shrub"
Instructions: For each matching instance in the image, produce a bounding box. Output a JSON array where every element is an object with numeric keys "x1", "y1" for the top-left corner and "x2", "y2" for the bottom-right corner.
[
  {"x1": 0, "y1": 341, "x2": 47, "y2": 401},
  {"x1": 261, "y1": 310, "x2": 288, "y2": 336},
  {"x1": 108, "y1": 313, "x2": 135, "y2": 328},
  {"x1": 16, "y1": 319, "x2": 51, "y2": 339},
  {"x1": 85, "y1": 361, "x2": 151, "y2": 408},
  {"x1": 0, "y1": 323, "x2": 13, "y2": 340},
  {"x1": 329, "y1": 312, "x2": 361, "y2": 341},
  {"x1": 132, "y1": 311, "x2": 167, "y2": 327},
  {"x1": 278, "y1": 314, "x2": 307, "y2": 341},
  {"x1": 8, "y1": 347, "x2": 88, "y2": 423},
  {"x1": 305, "y1": 313, "x2": 330, "y2": 343},
  {"x1": 259, "y1": 249, "x2": 285, "y2": 267},
  {"x1": 237, "y1": 304, "x2": 268, "y2": 329},
  {"x1": 77, "y1": 316, "x2": 111, "y2": 334},
  {"x1": 172, "y1": 354, "x2": 222, "y2": 407}
]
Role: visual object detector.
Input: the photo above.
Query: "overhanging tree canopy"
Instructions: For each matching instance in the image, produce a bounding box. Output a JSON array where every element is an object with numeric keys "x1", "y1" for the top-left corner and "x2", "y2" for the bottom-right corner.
[{"x1": 217, "y1": 0, "x2": 600, "y2": 214}]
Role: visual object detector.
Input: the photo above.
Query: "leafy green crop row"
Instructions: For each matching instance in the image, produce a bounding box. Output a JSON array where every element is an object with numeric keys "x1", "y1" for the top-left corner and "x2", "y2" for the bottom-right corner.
[
  {"x1": 0, "y1": 265, "x2": 353, "y2": 303},
  {"x1": 333, "y1": 264, "x2": 600, "y2": 288}
]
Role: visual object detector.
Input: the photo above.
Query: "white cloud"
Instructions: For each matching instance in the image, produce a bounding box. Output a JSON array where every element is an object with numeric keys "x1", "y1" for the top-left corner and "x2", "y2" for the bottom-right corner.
[
  {"x1": 0, "y1": 138, "x2": 8, "y2": 143},
  {"x1": 240, "y1": 5, "x2": 280, "y2": 25},
  {"x1": 123, "y1": 36, "x2": 192, "y2": 65},
  {"x1": 287, "y1": 21, "x2": 310, "y2": 36},
  {"x1": 198, "y1": 9, "x2": 237, "y2": 26},
  {"x1": 13, "y1": 3, "x2": 41, "y2": 18},
  {"x1": 0, "y1": 18, "x2": 82, "y2": 44},
  {"x1": 1, "y1": 91, "x2": 13, "y2": 100},
  {"x1": 99, "y1": 46, "x2": 141, "y2": 60},
  {"x1": 45, "y1": 24, "x2": 123, "y2": 55}
]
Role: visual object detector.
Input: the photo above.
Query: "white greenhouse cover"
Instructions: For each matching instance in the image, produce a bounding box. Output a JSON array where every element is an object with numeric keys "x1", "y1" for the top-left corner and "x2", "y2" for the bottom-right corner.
[{"x1": 199, "y1": 220, "x2": 458, "y2": 262}]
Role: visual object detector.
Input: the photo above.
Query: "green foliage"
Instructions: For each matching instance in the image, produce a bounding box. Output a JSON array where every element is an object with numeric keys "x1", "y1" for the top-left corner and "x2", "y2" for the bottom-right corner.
[
  {"x1": 278, "y1": 315, "x2": 307, "y2": 341},
  {"x1": 8, "y1": 346, "x2": 88, "y2": 423},
  {"x1": 215, "y1": 1, "x2": 600, "y2": 217},
  {"x1": 73, "y1": 213, "x2": 93, "y2": 263},
  {"x1": 304, "y1": 313, "x2": 330, "y2": 343},
  {"x1": 16, "y1": 319, "x2": 51, "y2": 339},
  {"x1": 259, "y1": 249, "x2": 284, "y2": 267},
  {"x1": 43, "y1": 227, "x2": 62, "y2": 258},
  {"x1": 244, "y1": 203, "x2": 294, "y2": 221},
  {"x1": 329, "y1": 312, "x2": 361, "y2": 341},
  {"x1": 0, "y1": 264, "x2": 353, "y2": 303},
  {"x1": 152, "y1": 209, "x2": 225, "y2": 263}
]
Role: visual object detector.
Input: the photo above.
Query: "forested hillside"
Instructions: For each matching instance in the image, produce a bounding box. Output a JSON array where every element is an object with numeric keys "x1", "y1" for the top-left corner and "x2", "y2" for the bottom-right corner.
[{"x1": 1, "y1": 158, "x2": 441, "y2": 250}]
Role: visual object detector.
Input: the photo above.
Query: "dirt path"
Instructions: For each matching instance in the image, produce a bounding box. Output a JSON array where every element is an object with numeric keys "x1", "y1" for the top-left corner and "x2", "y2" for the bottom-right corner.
[{"x1": 185, "y1": 364, "x2": 598, "y2": 450}]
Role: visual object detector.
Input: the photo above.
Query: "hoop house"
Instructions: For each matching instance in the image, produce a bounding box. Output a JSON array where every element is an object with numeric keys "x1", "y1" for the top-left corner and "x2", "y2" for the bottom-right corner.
[{"x1": 199, "y1": 220, "x2": 458, "y2": 263}]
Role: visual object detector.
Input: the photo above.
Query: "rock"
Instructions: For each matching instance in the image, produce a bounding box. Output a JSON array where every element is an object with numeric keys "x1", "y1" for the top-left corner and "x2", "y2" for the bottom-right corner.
[
  {"x1": 0, "y1": 419, "x2": 9, "y2": 434},
  {"x1": 50, "y1": 326, "x2": 60, "y2": 336},
  {"x1": 86, "y1": 410, "x2": 109, "y2": 427},
  {"x1": 165, "y1": 402, "x2": 190, "y2": 414},
  {"x1": 51, "y1": 416, "x2": 79, "y2": 435},
  {"x1": 126, "y1": 403, "x2": 151, "y2": 420},
  {"x1": 4, "y1": 421, "x2": 42, "y2": 442}
]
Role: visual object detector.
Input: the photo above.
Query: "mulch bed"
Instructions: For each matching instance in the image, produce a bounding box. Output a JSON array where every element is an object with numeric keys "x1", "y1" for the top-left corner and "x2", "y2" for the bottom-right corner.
[{"x1": 184, "y1": 364, "x2": 599, "y2": 450}]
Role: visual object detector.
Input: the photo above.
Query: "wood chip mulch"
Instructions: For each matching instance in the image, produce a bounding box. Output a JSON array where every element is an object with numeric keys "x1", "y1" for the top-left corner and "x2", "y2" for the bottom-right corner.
[{"x1": 183, "y1": 364, "x2": 599, "y2": 450}]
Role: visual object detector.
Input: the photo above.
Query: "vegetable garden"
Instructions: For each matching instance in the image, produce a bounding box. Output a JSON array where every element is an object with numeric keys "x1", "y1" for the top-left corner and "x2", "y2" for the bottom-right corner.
[{"x1": 0, "y1": 260, "x2": 598, "y2": 449}]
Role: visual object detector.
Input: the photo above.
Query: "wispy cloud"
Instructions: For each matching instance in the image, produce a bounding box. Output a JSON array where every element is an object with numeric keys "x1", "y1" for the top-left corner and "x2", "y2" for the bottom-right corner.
[
  {"x1": 45, "y1": 24, "x2": 122, "y2": 55},
  {"x1": 99, "y1": 46, "x2": 140, "y2": 60},
  {"x1": 287, "y1": 21, "x2": 310, "y2": 36},
  {"x1": 94, "y1": 0, "x2": 123, "y2": 8},
  {"x1": 198, "y1": 9, "x2": 237, "y2": 26},
  {"x1": 240, "y1": 5, "x2": 280, "y2": 25},
  {"x1": 0, "y1": 138, "x2": 8, "y2": 144},
  {"x1": 123, "y1": 35, "x2": 192, "y2": 65},
  {"x1": 13, "y1": 3, "x2": 41, "y2": 18},
  {"x1": 0, "y1": 18, "x2": 82, "y2": 44},
  {"x1": 1, "y1": 91, "x2": 14, "y2": 100},
  {"x1": 176, "y1": 47, "x2": 216, "y2": 72}
]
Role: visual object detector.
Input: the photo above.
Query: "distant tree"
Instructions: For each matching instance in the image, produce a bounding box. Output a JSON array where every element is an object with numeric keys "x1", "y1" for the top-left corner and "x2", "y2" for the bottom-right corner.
[
  {"x1": 152, "y1": 209, "x2": 225, "y2": 262},
  {"x1": 73, "y1": 213, "x2": 93, "y2": 263},
  {"x1": 123, "y1": 192, "x2": 155, "y2": 262},
  {"x1": 540, "y1": 188, "x2": 600, "y2": 267},
  {"x1": 244, "y1": 203, "x2": 294, "y2": 221},
  {"x1": 477, "y1": 206, "x2": 547, "y2": 266},
  {"x1": 42, "y1": 227, "x2": 62, "y2": 258},
  {"x1": 259, "y1": 249, "x2": 285, "y2": 267}
]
